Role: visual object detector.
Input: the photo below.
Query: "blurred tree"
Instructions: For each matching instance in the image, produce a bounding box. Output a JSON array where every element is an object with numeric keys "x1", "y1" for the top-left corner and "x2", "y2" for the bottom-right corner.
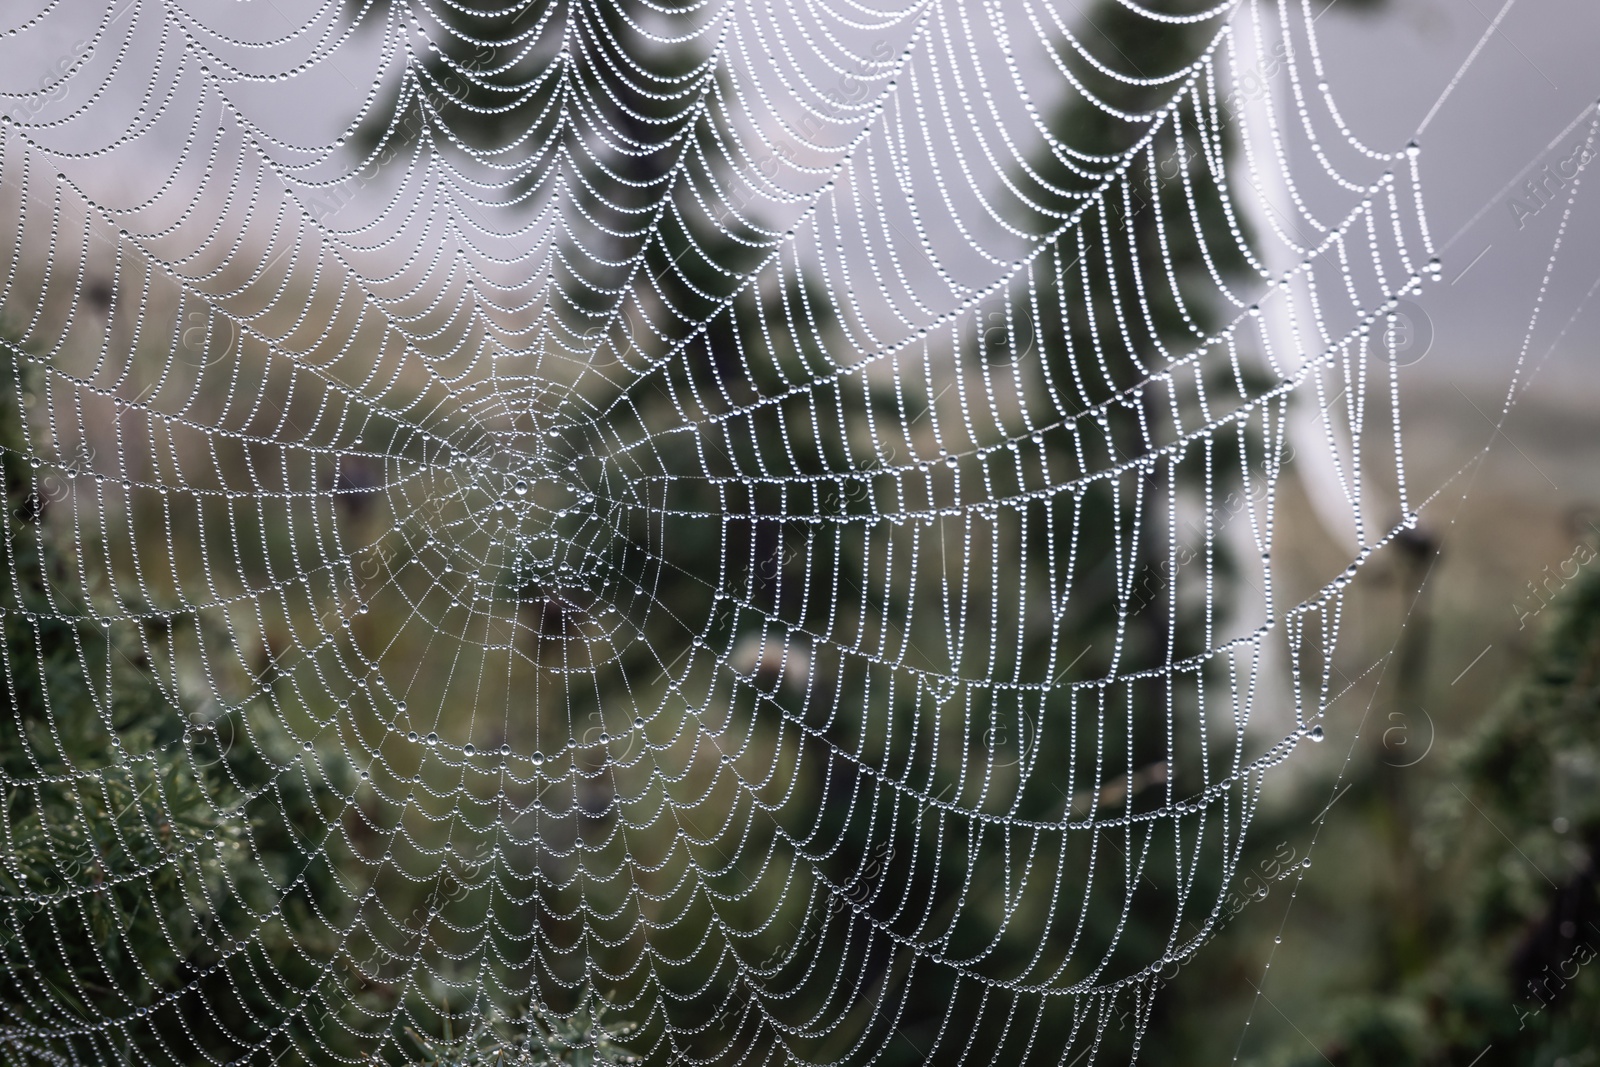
[
  {"x1": 933, "y1": 2, "x2": 1275, "y2": 1057},
  {"x1": 343, "y1": 0, "x2": 1278, "y2": 1062}
]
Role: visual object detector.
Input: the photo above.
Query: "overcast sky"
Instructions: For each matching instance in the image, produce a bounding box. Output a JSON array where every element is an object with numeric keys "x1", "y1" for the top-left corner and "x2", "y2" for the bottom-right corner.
[
  {"x1": 1309, "y1": 0, "x2": 1600, "y2": 399},
  {"x1": 4, "y1": 0, "x2": 1594, "y2": 402}
]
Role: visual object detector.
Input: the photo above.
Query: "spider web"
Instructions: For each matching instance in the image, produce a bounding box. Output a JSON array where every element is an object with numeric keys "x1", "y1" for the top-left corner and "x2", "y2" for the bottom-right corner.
[{"x1": 0, "y1": 0, "x2": 1442, "y2": 1062}]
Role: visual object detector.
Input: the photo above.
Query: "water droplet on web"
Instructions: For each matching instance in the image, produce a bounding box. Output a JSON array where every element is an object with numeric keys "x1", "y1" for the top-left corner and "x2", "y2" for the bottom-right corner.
[{"x1": 1308, "y1": 724, "x2": 1324, "y2": 742}]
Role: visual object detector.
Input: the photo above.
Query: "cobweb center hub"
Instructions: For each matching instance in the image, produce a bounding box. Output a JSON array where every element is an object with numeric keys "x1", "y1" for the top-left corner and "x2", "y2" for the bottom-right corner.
[{"x1": 451, "y1": 447, "x2": 603, "y2": 592}]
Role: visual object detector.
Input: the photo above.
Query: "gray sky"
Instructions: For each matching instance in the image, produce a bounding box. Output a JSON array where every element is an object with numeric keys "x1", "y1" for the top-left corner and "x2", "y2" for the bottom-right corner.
[
  {"x1": 1309, "y1": 0, "x2": 1600, "y2": 399},
  {"x1": 4, "y1": 0, "x2": 1594, "y2": 403}
]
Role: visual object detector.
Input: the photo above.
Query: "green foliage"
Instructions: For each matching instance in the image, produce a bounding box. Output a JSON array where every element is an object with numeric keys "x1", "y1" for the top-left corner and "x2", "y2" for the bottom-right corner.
[
  {"x1": 0, "y1": 329, "x2": 357, "y2": 1062},
  {"x1": 1248, "y1": 563, "x2": 1600, "y2": 1065},
  {"x1": 399, "y1": 993, "x2": 640, "y2": 1066}
]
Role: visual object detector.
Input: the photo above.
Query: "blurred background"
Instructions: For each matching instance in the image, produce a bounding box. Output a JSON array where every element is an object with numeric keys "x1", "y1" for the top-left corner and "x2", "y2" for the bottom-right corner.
[{"x1": 0, "y1": 0, "x2": 1597, "y2": 1063}]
